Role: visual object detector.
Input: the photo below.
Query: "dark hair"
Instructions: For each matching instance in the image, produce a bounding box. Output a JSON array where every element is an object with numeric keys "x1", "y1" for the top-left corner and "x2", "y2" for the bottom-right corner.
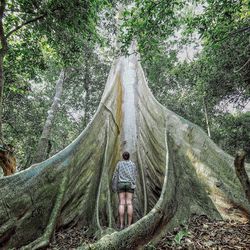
[{"x1": 122, "y1": 151, "x2": 130, "y2": 160}]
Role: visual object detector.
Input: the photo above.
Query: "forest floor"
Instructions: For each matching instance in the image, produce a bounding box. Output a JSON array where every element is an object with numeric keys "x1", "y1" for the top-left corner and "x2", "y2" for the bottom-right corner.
[{"x1": 47, "y1": 215, "x2": 250, "y2": 249}]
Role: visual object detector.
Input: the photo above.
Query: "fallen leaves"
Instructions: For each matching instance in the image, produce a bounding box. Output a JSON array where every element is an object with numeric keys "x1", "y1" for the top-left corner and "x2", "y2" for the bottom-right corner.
[
  {"x1": 46, "y1": 226, "x2": 95, "y2": 250},
  {"x1": 46, "y1": 215, "x2": 250, "y2": 249},
  {"x1": 155, "y1": 214, "x2": 250, "y2": 249}
]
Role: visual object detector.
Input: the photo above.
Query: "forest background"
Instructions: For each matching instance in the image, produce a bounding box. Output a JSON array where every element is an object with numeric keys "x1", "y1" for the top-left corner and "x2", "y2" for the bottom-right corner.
[{"x1": 0, "y1": 0, "x2": 249, "y2": 175}]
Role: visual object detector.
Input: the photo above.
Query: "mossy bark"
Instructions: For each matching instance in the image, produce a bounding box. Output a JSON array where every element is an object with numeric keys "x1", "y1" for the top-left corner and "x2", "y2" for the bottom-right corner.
[{"x1": 0, "y1": 49, "x2": 249, "y2": 249}]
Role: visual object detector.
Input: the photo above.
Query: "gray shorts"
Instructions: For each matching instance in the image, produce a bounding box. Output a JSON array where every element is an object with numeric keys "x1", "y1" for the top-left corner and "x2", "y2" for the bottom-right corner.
[{"x1": 117, "y1": 182, "x2": 134, "y2": 193}]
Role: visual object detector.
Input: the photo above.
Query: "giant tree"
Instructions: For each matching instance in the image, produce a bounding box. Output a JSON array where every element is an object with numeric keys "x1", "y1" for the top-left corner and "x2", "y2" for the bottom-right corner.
[{"x1": 0, "y1": 44, "x2": 249, "y2": 249}]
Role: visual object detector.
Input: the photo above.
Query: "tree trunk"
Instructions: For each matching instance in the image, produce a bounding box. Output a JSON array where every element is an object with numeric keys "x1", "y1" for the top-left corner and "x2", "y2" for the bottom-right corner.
[
  {"x1": 0, "y1": 47, "x2": 249, "y2": 249},
  {"x1": 234, "y1": 150, "x2": 250, "y2": 203},
  {"x1": 0, "y1": 0, "x2": 7, "y2": 140},
  {"x1": 202, "y1": 96, "x2": 211, "y2": 138},
  {"x1": 0, "y1": 55, "x2": 4, "y2": 139},
  {"x1": 83, "y1": 52, "x2": 91, "y2": 127},
  {"x1": 31, "y1": 69, "x2": 65, "y2": 164}
]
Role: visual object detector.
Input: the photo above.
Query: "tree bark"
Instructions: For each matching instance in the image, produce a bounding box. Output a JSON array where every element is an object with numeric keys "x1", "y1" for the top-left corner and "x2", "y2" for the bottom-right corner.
[
  {"x1": 83, "y1": 52, "x2": 91, "y2": 127},
  {"x1": 0, "y1": 54, "x2": 5, "y2": 139},
  {"x1": 0, "y1": 0, "x2": 7, "y2": 140},
  {"x1": 32, "y1": 69, "x2": 65, "y2": 164},
  {"x1": 202, "y1": 96, "x2": 211, "y2": 138},
  {"x1": 0, "y1": 49, "x2": 249, "y2": 249},
  {"x1": 234, "y1": 150, "x2": 250, "y2": 203}
]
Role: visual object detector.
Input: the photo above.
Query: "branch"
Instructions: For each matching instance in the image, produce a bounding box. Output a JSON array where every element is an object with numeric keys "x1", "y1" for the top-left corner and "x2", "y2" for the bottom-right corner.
[
  {"x1": 234, "y1": 58, "x2": 250, "y2": 73},
  {"x1": 0, "y1": 0, "x2": 6, "y2": 19},
  {"x1": 214, "y1": 25, "x2": 250, "y2": 44},
  {"x1": 230, "y1": 26, "x2": 250, "y2": 36},
  {"x1": 6, "y1": 13, "x2": 46, "y2": 38},
  {"x1": 5, "y1": 5, "x2": 64, "y2": 39},
  {"x1": 5, "y1": 8, "x2": 38, "y2": 15},
  {"x1": 0, "y1": 22, "x2": 7, "y2": 54},
  {"x1": 0, "y1": 0, "x2": 7, "y2": 54}
]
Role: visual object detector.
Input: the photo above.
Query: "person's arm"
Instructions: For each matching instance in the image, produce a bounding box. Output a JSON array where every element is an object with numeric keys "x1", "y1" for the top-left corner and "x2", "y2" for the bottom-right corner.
[{"x1": 131, "y1": 163, "x2": 137, "y2": 189}]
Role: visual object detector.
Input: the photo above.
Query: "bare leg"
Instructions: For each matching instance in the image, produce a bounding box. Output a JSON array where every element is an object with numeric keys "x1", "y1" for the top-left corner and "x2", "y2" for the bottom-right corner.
[
  {"x1": 118, "y1": 192, "x2": 126, "y2": 229},
  {"x1": 126, "y1": 192, "x2": 133, "y2": 226}
]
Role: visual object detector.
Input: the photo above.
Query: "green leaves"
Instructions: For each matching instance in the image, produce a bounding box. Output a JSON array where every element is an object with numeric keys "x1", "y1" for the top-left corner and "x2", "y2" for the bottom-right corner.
[
  {"x1": 174, "y1": 228, "x2": 189, "y2": 244},
  {"x1": 189, "y1": 0, "x2": 249, "y2": 44},
  {"x1": 211, "y1": 112, "x2": 250, "y2": 159},
  {"x1": 4, "y1": 0, "x2": 113, "y2": 65},
  {"x1": 2, "y1": 0, "x2": 115, "y2": 166},
  {"x1": 119, "y1": 0, "x2": 183, "y2": 60},
  {"x1": 126, "y1": 0, "x2": 249, "y2": 158}
]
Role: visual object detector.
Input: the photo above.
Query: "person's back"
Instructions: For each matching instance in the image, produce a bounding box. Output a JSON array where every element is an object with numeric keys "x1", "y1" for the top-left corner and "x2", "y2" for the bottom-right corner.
[
  {"x1": 116, "y1": 160, "x2": 136, "y2": 189},
  {"x1": 112, "y1": 152, "x2": 137, "y2": 229}
]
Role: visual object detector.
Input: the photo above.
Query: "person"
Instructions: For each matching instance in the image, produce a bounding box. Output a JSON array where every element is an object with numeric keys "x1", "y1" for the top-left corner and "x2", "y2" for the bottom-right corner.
[{"x1": 112, "y1": 151, "x2": 137, "y2": 230}]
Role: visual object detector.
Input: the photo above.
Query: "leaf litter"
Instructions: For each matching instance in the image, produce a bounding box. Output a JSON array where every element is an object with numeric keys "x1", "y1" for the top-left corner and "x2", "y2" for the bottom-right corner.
[
  {"x1": 46, "y1": 215, "x2": 250, "y2": 249},
  {"x1": 155, "y1": 214, "x2": 250, "y2": 249}
]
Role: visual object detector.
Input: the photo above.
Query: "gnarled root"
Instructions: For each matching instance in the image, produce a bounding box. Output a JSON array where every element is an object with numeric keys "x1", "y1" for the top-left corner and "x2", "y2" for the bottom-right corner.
[{"x1": 21, "y1": 170, "x2": 69, "y2": 250}]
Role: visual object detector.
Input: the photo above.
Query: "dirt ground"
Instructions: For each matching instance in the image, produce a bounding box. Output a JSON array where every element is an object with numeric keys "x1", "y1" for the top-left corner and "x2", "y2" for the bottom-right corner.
[{"x1": 46, "y1": 215, "x2": 250, "y2": 249}]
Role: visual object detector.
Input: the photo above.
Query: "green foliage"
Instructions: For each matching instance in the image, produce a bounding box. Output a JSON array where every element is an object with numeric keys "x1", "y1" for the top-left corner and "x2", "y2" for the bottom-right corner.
[
  {"x1": 2, "y1": 0, "x2": 116, "y2": 168},
  {"x1": 211, "y1": 112, "x2": 250, "y2": 160},
  {"x1": 174, "y1": 228, "x2": 189, "y2": 244},
  {"x1": 119, "y1": 0, "x2": 184, "y2": 60},
  {"x1": 2, "y1": 0, "x2": 115, "y2": 123},
  {"x1": 4, "y1": 41, "x2": 112, "y2": 169},
  {"x1": 119, "y1": 0, "x2": 249, "y2": 58},
  {"x1": 188, "y1": 0, "x2": 250, "y2": 43},
  {"x1": 144, "y1": 243, "x2": 157, "y2": 250},
  {"x1": 4, "y1": 0, "x2": 113, "y2": 64},
  {"x1": 120, "y1": 0, "x2": 249, "y2": 157}
]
